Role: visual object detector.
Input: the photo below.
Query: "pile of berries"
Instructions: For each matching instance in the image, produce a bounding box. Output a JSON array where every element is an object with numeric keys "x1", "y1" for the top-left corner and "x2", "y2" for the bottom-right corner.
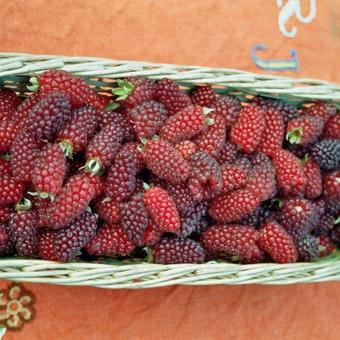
[{"x1": 0, "y1": 71, "x2": 339, "y2": 264}]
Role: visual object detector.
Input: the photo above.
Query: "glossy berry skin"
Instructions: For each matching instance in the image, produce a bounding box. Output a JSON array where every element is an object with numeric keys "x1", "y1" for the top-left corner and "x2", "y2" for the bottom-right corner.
[
  {"x1": 0, "y1": 89, "x2": 21, "y2": 120},
  {"x1": 165, "y1": 183, "x2": 195, "y2": 215},
  {"x1": 120, "y1": 193, "x2": 149, "y2": 246},
  {"x1": 32, "y1": 143, "x2": 67, "y2": 196},
  {"x1": 0, "y1": 120, "x2": 21, "y2": 152},
  {"x1": 143, "y1": 222, "x2": 163, "y2": 246},
  {"x1": 153, "y1": 237, "x2": 205, "y2": 264},
  {"x1": 311, "y1": 139, "x2": 340, "y2": 170},
  {"x1": 37, "y1": 230, "x2": 58, "y2": 261},
  {"x1": 10, "y1": 130, "x2": 42, "y2": 182},
  {"x1": 95, "y1": 198, "x2": 120, "y2": 225},
  {"x1": 279, "y1": 198, "x2": 316, "y2": 233},
  {"x1": 190, "y1": 86, "x2": 217, "y2": 106},
  {"x1": 175, "y1": 140, "x2": 197, "y2": 160},
  {"x1": 129, "y1": 100, "x2": 168, "y2": 138},
  {"x1": 0, "y1": 223, "x2": 15, "y2": 255},
  {"x1": 54, "y1": 212, "x2": 98, "y2": 262},
  {"x1": 85, "y1": 224, "x2": 135, "y2": 257},
  {"x1": 119, "y1": 142, "x2": 144, "y2": 173},
  {"x1": 46, "y1": 173, "x2": 95, "y2": 229},
  {"x1": 220, "y1": 164, "x2": 248, "y2": 193},
  {"x1": 323, "y1": 114, "x2": 340, "y2": 139},
  {"x1": 240, "y1": 202, "x2": 274, "y2": 228},
  {"x1": 286, "y1": 115, "x2": 324, "y2": 145},
  {"x1": 194, "y1": 113, "x2": 226, "y2": 157},
  {"x1": 210, "y1": 95, "x2": 241, "y2": 128},
  {"x1": 230, "y1": 105, "x2": 266, "y2": 153},
  {"x1": 9, "y1": 211, "x2": 39, "y2": 257},
  {"x1": 246, "y1": 164, "x2": 277, "y2": 202},
  {"x1": 160, "y1": 105, "x2": 211, "y2": 144},
  {"x1": 81, "y1": 172, "x2": 105, "y2": 197},
  {"x1": 154, "y1": 78, "x2": 192, "y2": 116},
  {"x1": 0, "y1": 176, "x2": 25, "y2": 205},
  {"x1": 272, "y1": 149, "x2": 305, "y2": 195},
  {"x1": 188, "y1": 151, "x2": 222, "y2": 201},
  {"x1": 26, "y1": 92, "x2": 72, "y2": 140},
  {"x1": 248, "y1": 152, "x2": 272, "y2": 167},
  {"x1": 217, "y1": 141, "x2": 239, "y2": 164},
  {"x1": 142, "y1": 140, "x2": 190, "y2": 185},
  {"x1": 37, "y1": 70, "x2": 91, "y2": 108},
  {"x1": 257, "y1": 109, "x2": 284, "y2": 156},
  {"x1": 302, "y1": 102, "x2": 336, "y2": 122},
  {"x1": 290, "y1": 230, "x2": 319, "y2": 262},
  {"x1": 252, "y1": 96, "x2": 299, "y2": 125},
  {"x1": 57, "y1": 104, "x2": 98, "y2": 155},
  {"x1": 257, "y1": 220, "x2": 298, "y2": 264},
  {"x1": 86, "y1": 91, "x2": 110, "y2": 111},
  {"x1": 0, "y1": 206, "x2": 11, "y2": 224},
  {"x1": 202, "y1": 224, "x2": 262, "y2": 263},
  {"x1": 144, "y1": 186, "x2": 180, "y2": 233},
  {"x1": 319, "y1": 235, "x2": 335, "y2": 257},
  {"x1": 314, "y1": 213, "x2": 335, "y2": 236},
  {"x1": 208, "y1": 189, "x2": 260, "y2": 223},
  {"x1": 0, "y1": 157, "x2": 12, "y2": 176},
  {"x1": 323, "y1": 171, "x2": 340, "y2": 201},
  {"x1": 85, "y1": 121, "x2": 124, "y2": 173},
  {"x1": 106, "y1": 149, "x2": 136, "y2": 203},
  {"x1": 303, "y1": 160, "x2": 322, "y2": 199}
]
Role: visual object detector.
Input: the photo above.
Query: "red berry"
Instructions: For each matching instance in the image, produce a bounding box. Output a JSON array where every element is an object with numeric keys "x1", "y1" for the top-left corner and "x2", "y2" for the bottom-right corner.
[
  {"x1": 323, "y1": 170, "x2": 340, "y2": 201},
  {"x1": 95, "y1": 197, "x2": 120, "y2": 225},
  {"x1": 120, "y1": 193, "x2": 149, "y2": 246},
  {"x1": 230, "y1": 105, "x2": 266, "y2": 153},
  {"x1": 210, "y1": 95, "x2": 241, "y2": 127},
  {"x1": 202, "y1": 224, "x2": 262, "y2": 263},
  {"x1": 54, "y1": 212, "x2": 98, "y2": 262},
  {"x1": 129, "y1": 100, "x2": 168, "y2": 138},
  {"x1": 144, "y1": 185, "x2": 180, "y2": 233},
  {"x1": 154, "y1": 78, "x2": 191, "y2": 116},
  {"x1": 37, "y1": 230, "x2": 58, "y2": 261},
  {"x1": 10, "y1": 130, "x2": 42, "y2": 182},
  {"x1": 302, "y1": 102, "x2": 337, "y2": 122},
  {"x1": 0, "y1": 157, "x2": 12, "y2": 176},
  {"x1": 175, "y1": 140, "x2": 197, "y2": 160},
  {"x1": 217, "y1": 141, "x2": 238, "y2": 164},
  {"x1": 0, "y1": 89, "x2": 21, "y2": 120},
  {"x1": 208, "y1": 189, "x2": 260, "y2": 223},
  {"x1": 314, "y1": 213, "x2": 336, "y2": 236},
  {"x1": 257, "y1": 109, "x2": 284, "y2": 156},
  {"x1": 9, "y1": 210, "x2": 39, "y2": 256},
  {"x1": 153, "y1": 237, "x2": 205, "y2": 264},
  {"x1": 106, "y1": 149, "x2": 136, "y2": 203},
  {"x1": 85, "y1": 121, "x2": 124, "y2": 174},
  {"x1": 194, "y1": 112, "x2": 226, "y2": 157},
  {"x1": 46, "y1": 173, "x2": 95, "y2": 229},
  {"x1": 32, "y1": 144, "x2": 67, "y2": 197},
  {"x1": 142, "y1": 139, "x2": 190, "y2": 185},
  {"x1": 81, "y1": 172, "x2": 105, "y2": 197},
  {"x1": 190, "y1": 86, "x2": 217, "y2": 106},
  {"x1": 119, "y1": 142, "x2": 144, "y2": 172},
  {"x1": 290, "y1": 230, "x2": 319, "y2": 262},
  {"x1": 272, "y1": 149, "x2": 305, "y2": 195},
  {"x1": 0, "y1": 176, "x2": 25, "y2": 205},
  {"x1": 279, "y1": 198, "x2": 316, "y2": 233},
  {"x1": 35, "y1": 70, "x2": 91, "y2": 108},
  {"x1": 318, "y1": 235, "x2": 335, "y2": 257},
  {"x1": 188, "y1": 151, "x2": 222, "y2": 201},
  {"x1": 165, "y1": 182, "x2": 195, "y2": 214},
  {"x1": 86, "y1": 91, "x2": 110, "y2": 111},
  {"x1": 0, "y1": 120, "x2": 21, "y2": 153},
  {"x1": 85, "y1": 224, "x2": 135, "y2": 256},
  {"x1": 220, "y1": 163, "x2": 248, "y2": 193},
  {"x1": 257, "y1": 220, "x2": 298, "y2": 264},
  {"x1": 0, "y1": 206, "x2": 11, "y2": 224},
  {"x1": 143, "y1": 222, "x2": 163, "y2": 246},
  {"x1": 248, "y1": 152, "x2": 272, "y2": 167},
  {"x1": 112, "y1": 77, "x2": 156, "y2": 109},
  {"x1": 303, "y1": 159, "x2": 322, "y2": 199},
  {"x1": 286, "y1": 115, "x2": 324, "y2": 145},
  {"x1": 160, "y1": 105, "x2": 213, "y2": 144},
  {"x1": 0, "y1": 223, "x2": 15, "y2": 255},
  {"x1": 323, "y1": 114, "x2": 340, "y2": 139},
  {"x1": 57, "y1": 104, "x2": 98, "y2": 157}
]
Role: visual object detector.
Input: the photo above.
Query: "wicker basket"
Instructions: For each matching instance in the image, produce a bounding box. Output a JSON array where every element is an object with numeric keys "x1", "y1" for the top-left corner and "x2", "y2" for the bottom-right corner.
[{"x1": 0, "y1": 52, "x2": 339, "y2": 288}]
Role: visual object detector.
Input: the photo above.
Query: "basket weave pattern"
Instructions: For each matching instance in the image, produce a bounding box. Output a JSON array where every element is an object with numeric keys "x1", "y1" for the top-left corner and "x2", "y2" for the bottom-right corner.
[{"x1": 0, "y1": 52, "x2": 339, "y2": 288}]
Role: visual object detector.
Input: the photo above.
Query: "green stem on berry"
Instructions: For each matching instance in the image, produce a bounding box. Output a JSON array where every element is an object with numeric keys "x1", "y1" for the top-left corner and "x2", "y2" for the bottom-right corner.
[
  {"x1": 299, "y1": 153, "x2": 310, "y2": 165},
  {"x1": 318, "y1": 245, "x2": 326, "y2": 253},
  {"x1": 101, "y1": 197, "x2": 112, "y2": 204},
  {"x1": 202, "y1": 107, "x2": 214, "y2": 116},
  {"x1": 0, "y1": 153, "x2": 11, "y2": 161},
  {"x1": 204, "y1": 117, "x2": 215, "y2": 126},
  {"x1": 104, "y1": 102, "x2": 120, "y2": 112},
  {"x1": 286, "y1": 128, "x2": 303, "y2": 144},
  {"x1": 15, "y1": 198, "x2": 32, "y2": 212},
  {"x1": 26, "y1": 77, "x2": 39, "y2": 92},
  {"x1": 144, "y1": 247, "x2": 155, "y2": 263},
  {"x1": 111, "y1": 79, "x2": 134, "y2": 101},
  {"x1": 59, "y1": 140, "x2": 74, "y2": 159},
  {"x1": 84, "y1": 158, "x2": 102, "y2": 176},
  {"x1": 151, "y1": 135, "x2": 160, "y2": 141},
  {"x1": 142, "y1": 182, "x2": 151, "y2": 191},
  {"x1": 335, "y1": 216, "x2": 340, "y2": 225},
  {"x1": 28, "y1": 191, "x2": 55, "y2": 201}
]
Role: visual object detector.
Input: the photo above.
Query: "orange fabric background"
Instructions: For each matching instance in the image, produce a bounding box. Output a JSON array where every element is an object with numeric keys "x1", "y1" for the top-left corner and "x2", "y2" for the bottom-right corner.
[{"x1": 0, "y1": 1, "x2": 339, "y2": 339}]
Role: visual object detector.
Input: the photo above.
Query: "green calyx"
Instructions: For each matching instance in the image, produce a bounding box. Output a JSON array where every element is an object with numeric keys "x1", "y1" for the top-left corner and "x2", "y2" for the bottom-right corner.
[
  {"x1": 202, "y1": 107, "x2": 215, "y2": 126},
  {"x1": 112, "y1": 79, "x2": 134, "y2": 101},
  {"x1": 26, "y1": 77, "x2": 39, "y2": 92},
  {"x1": 59, "y1": 140, "x2": 74, "y2": 159},
  {"x1": 0, "y1": 153, "x2": 10, "y2": 161},
  {"x1": 28, "y1": 191, "x2": 55, "y2": 201},
  {"x1": 84, "y1": 158, "x2": 102, "y2": 176},
  {"x1": 299, "y1": 153, "x2": 310, "y2": 165},
  {"x1": 286, "y1": 127, "x2": 303, "y2": 144},
  {"x1": 104, "y1": 102, "x2": 120, "y2": 112},
  {"x1": 15, "y1": 198, "x2": 32, "y2": 212},
  {"x1": 137, "y1": 137, "x2": 149, "y2": 153},
  {"x1": 335, "y1": 216, "x2": 340, "y2": 225},
  {"x1": 142, "y1": 182, "x2": 151, "y2": 191},
  {"x1": 145, "y1": 247, "x2": 155, "y2": 263}
]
